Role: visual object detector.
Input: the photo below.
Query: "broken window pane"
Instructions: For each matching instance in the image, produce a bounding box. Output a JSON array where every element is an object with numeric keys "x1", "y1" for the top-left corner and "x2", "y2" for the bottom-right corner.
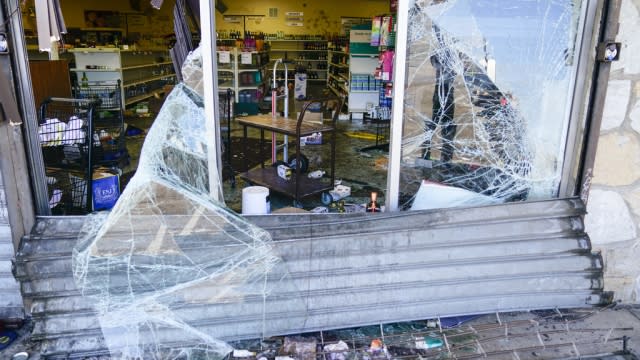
[
  {"x1": 72, "y1": 83, "x2": 308, "y2": 358},
  {"x1": 401, "y1": 0, "x2": 583, "y2": 210}
]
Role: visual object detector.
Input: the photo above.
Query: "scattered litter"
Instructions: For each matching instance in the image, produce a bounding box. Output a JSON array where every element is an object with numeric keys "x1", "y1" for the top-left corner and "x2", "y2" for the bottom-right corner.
[
  {"x1": 415, "y1": 336, "x2": 444, "y2": 349},
  {"x1": 283, "y1": 336, "x2": 316, "y2": 360},
  {"x1": 233, "y1": 349, "x2": 256, "y2": 358},
  {"x1": 307, "y1": 170, "x2": 325, "y2": 179},
  {"x1": 359, "y1": 151, "x2": 373, "y2": 158},
  {"x1": 125, "y1": 124, "x2": 145, "y2": 136},
  {"x1": 345, "y1": 131, "x2": 379, "y2": 141},
  {"x1": 300, "y1": 132, "x2": 322, "y2": 145},
  {"x1": 343, "y1": 203, "x2": 366, "y2": 213},
  {"x1": 275, "y1": 356, "x2": 296, "y2": 360},
  {"x1": 323, "y1": 340, "x2": 349, "y2": 360},
  {"x1": 369, "y1": 339, "x2": 384, "y2": 353},
  {"x1": 322, "y1": 185, "x2": 351, "y2": 204},
  {"x1": 0, "y1": 329, "x2": 17, "y2": 350},
  {"x1": 374, "y1": 157, "x2": 388, "y2": 170},
  {"x1": 11, "y1": 352, "x2": 29, "y2": 360},
  {"x1": 310, "y1": 206, "x2": 329, "y2": 213},
  {"x1": 277, "y1": 164, "x2": 292, "y2": 180}
]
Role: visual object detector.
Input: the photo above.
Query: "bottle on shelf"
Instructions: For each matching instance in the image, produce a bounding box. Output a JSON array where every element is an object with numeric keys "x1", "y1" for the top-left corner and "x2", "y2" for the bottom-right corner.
[{"x1": 81, "y1": 72, "x2": 89, "y2": 88}]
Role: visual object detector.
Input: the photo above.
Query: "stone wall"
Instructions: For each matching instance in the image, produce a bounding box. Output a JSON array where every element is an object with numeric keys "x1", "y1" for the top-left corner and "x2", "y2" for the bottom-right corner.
[{"x1": 584, "y1": 0, "x2": 640, "y2": 303}]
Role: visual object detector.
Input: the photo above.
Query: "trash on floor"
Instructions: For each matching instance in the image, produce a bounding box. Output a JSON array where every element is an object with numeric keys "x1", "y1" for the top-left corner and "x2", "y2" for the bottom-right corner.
[
  {"x1": 374, "y1": 157, "x2": 388, "y2": 170},
  {"x1": 0, "y1": 330, "x2": 17, "y2": 351},
  {"x1": 323, "y1": 340, "x2": 349, "y2": 360},
  {"x1": 344, "y1": 131, "x2": 379, "y2": 141},
  {"x1": 300, "y1": 132, "x2": 322, "y2": 145},
  {"x1": 322, "y1": 184, "x2": 351, "y2": 204},
  {"x1": 283, "y1": 336, "x2": 316, "y2": 360},
  {"x1": 415, "y1": 336, "x2": 444, "y2": 349},
  {"x1": 233, "y1": 349, "x2": 256, "y2": 358}
]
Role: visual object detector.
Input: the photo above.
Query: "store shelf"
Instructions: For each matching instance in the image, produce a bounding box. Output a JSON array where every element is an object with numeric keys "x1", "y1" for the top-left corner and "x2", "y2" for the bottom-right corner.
[
  {"x1": 71, "y1": 48, "x2": 175, "y2": 109},
  {"x1": 238, "y1": 68, "x2": 262, "y2": 72},
  {"x1": 328, "y1": 73, "x2": 348, "y2": 83},
  {"x1": 328, "y1": 62, "x2": 349, "y2": 69},
  {"x1": 124, "y1": 91, "x2": 166, "y2": 106},
  {"x1": 121, "y1": 61, "x2": 173, "y2": 70},
  {"x1": 123, "y1": 74, "x2": 176, "y2": 88},
  {"x1": 270, "y1": 49, "x2": 327, "y2": 52},
  {"x1": 267, "y1": 39, "x2": 327, "y2": 42},
  {"x1": 217, "y1": 48, "x2": 269, "y2": 106},
  {"x1": 70, "y1": 68, "x2": 119, "y2": 72},
  {"x1": 238, "y1": 85, "x2": 264, "y2": 90}
]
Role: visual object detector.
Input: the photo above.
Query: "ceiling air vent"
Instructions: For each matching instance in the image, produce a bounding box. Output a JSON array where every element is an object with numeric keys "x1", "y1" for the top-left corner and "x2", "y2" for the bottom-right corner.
[{"x1": 269, "y1": 8, "x2": 278, "y2": 18}]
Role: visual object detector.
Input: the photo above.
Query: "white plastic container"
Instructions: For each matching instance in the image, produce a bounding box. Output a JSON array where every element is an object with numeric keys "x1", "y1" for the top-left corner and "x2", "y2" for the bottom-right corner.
[{"x1": 242, "y1": 186, "x2": 270, "y2": 215}]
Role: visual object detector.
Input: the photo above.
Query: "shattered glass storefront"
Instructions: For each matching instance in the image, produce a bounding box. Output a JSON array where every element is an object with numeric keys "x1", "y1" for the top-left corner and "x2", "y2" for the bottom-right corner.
[{"x1": 397, "y1": 0, "x2": 586, "y2": 210}]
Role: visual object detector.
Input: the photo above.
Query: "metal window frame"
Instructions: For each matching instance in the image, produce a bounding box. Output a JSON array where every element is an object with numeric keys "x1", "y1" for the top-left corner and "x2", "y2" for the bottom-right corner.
[
  {"x1": 384, "y1": 0, "x2": 607, "y2": 211},
  {"x1": 2, "y1": 0, "x2": 50, "y2": 216}
]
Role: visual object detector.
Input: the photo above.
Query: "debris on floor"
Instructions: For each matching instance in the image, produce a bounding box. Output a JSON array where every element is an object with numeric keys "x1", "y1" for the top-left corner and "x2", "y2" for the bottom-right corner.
[{"x1": 222, "y1": 307, "x2": 639, "y2": 360}]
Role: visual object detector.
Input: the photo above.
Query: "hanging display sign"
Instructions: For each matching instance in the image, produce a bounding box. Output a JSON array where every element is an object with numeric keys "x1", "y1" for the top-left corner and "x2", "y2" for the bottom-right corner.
[
  {"x1": 350, "y1": 29, "x2": 371, "y2": 43},
  {"x1": 241, "y1": 52, "x2": 252, "y2": 65},
  {"x1": 218, "y1": 51, "x2": 231, "y2": 64},
  {"x1": 223, "y1": 16, "x2": 241, "y2": 23}
]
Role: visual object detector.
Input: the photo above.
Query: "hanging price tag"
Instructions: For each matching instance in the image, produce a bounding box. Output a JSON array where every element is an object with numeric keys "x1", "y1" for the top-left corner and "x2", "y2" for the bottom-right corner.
[
  {"x1": 241, "y1": 52, "x2": 252, "y2": 65},
  {"x1": 219, "y1": 51, "x2": 231, "y2": 63}
]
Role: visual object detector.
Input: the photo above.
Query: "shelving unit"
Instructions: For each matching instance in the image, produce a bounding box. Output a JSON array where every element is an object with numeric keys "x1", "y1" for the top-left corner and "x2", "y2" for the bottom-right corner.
[
  {"x1": 217, "y1": 48, "x2": 270, "y2": 115},
  {"x1": 69, "y1": 48, "x2": 176, "y2": 109},
  {"x1": 327, "y1": 50, "x2": 350, "y2": 103},
  {"x1": 267, "y1": 39, "x2": 328, "y2": 83},
  {"x1": 348, "y1": 53, "x2": 380, "y2": 118}
]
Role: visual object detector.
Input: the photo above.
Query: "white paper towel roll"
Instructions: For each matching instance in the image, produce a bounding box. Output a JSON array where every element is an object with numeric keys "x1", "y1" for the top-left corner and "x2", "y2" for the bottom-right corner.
[{"x1": 242, "y1": 186, "x2": 270, "y2": 215}]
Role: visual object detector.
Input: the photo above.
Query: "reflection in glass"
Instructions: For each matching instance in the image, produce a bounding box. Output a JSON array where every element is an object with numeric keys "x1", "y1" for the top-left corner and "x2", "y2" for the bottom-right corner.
[{"x1": 401, "y1": 0, "x2": 583, "y2": 210}]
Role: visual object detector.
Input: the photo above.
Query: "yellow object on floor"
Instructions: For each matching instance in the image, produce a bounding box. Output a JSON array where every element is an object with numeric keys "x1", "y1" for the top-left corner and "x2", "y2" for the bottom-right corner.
[{"x1": 344, "y1": 131, "x2": 381, "y2": 141}]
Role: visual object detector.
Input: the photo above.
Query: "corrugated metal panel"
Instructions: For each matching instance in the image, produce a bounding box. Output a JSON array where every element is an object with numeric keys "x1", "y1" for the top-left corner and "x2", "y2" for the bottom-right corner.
[
  {"x1": 0, "y1": 171, "x2": 23, "y2": 319},
  {"x1": 15, "y1": 198, "x2": 609, "y2": 358}
]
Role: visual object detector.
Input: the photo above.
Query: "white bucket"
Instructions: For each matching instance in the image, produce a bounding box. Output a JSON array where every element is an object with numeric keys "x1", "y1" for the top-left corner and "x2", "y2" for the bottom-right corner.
[{"x1": 242, "y1": 186, "x2": 270, "y2": 215}]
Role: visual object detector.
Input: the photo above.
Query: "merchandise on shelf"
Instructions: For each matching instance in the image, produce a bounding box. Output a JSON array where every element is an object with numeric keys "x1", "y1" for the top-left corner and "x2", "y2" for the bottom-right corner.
[{"x1": 69, "y1": 48, "x2": 176, "y2": 109}]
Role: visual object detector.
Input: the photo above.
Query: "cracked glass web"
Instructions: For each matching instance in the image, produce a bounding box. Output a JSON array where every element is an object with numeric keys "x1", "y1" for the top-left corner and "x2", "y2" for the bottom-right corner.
[
  {"x1": 401, "y1": 0, "x2": 583, "y2": 210},
  {"x1": 69, "y1": 1, "x2": 586, "y2": 357},
  {"x1": 72, "y1": 52, "x2": 307, "y2": 358}
]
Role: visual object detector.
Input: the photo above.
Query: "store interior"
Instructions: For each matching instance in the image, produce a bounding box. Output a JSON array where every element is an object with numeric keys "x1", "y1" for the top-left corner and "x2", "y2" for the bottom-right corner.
[
  {"x1": 25, "y1": 0, "x2": 402, "y2": 215},
  {"x1": 26, "y1": 0, "x2": 556, "y2": 215}
]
